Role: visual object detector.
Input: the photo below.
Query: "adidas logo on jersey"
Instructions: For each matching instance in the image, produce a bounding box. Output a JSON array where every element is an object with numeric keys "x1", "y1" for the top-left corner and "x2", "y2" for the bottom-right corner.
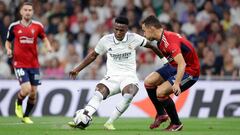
[{"x1": 108, "y1": 48, "x2": 112, "y2": 51}]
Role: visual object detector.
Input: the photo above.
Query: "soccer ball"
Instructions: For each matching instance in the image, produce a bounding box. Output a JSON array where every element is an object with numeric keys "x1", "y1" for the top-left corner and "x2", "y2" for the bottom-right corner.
[{"x1": 73, "y1": 109, "x2": 92, "y2": 129}]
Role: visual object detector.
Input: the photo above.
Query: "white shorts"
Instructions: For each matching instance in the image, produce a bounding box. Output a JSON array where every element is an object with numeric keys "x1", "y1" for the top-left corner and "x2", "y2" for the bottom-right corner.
[{"x1": 99, "y1": 75, "x2": 139, "y2": 97}]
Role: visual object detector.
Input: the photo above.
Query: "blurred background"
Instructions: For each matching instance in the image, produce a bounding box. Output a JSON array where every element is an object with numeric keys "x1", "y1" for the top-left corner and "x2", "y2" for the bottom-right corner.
[{"x1": 0, "y1": 0, "x2": 240, "y2": 81}]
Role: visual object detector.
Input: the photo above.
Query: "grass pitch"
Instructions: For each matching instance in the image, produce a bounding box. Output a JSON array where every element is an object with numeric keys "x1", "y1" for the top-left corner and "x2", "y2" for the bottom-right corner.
[{"x1": 0, "y1": 117, "x2": 239, "y2": 135}]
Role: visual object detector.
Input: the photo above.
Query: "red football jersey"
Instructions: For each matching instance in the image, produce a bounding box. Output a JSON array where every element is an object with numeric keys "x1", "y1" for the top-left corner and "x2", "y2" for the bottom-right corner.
[
  {"x1": 158, "y1": 30, "x2": 200, "y2": 76},
  {"x1": 6, "y1": 20, "x2": 46, "y2": 68}
]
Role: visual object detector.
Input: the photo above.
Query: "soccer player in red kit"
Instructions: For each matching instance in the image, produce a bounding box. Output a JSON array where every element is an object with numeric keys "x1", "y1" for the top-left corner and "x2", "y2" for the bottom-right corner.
[
  {"x1": 5, "y1": 2, "x2": 52, "y2": 124},
  {"x1": 141, "y1": 15, "x2": 200, "y2": 131}
]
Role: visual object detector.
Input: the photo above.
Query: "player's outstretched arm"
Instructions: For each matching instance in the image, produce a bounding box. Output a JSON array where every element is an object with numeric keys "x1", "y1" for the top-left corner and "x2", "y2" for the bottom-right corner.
[
  {"x1": 69, "y1": 50, "x2": 99, "y2": 79},
  {"x1": 145, "y1": 41, "x2": 164, "y2": 59},
  {"x1": 5, "y1": 40, "x2": 12, "y2": 58},
  {"x1": 43, "y1": 37, "x2": 53, "y2": 53}
]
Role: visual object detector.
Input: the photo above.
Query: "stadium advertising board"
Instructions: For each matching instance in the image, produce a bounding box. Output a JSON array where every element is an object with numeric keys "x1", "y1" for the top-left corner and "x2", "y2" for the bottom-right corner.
[{"x1": 0, "y1": 80, "x2": 239, "y2": 118}]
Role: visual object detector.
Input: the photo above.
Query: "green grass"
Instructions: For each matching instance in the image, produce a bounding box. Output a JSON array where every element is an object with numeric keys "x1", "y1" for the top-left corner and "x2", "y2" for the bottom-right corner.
[{"x1": 0, "y1": 117, "x2": 239, "y2": 135}]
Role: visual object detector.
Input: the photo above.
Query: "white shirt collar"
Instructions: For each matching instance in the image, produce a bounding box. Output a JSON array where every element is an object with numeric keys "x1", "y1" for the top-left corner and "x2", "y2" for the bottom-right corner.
[{"x1": 113, "y1": 33, "x2": 128, "y2": 44}]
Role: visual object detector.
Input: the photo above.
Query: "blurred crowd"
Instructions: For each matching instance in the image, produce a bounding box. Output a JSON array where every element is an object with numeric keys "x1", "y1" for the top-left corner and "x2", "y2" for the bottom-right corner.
[{"x1": 0, "y1": 0, "x2": 240, "y2": 80}]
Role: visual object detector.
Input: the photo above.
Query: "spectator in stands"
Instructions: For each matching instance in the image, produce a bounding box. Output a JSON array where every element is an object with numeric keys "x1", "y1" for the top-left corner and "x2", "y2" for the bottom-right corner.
[{"x1": 220, "y1": 51, "x2": 238, "y2": 80}]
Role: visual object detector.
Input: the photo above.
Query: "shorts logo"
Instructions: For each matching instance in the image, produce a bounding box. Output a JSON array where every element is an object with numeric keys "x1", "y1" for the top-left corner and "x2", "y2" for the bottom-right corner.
[{"x1": 34, "y1": 74, "x2": 40, "y2": 80}]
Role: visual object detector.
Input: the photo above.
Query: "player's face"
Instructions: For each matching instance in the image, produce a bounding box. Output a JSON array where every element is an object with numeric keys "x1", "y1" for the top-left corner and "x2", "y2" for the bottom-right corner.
[
  {"x1": 142, "y1": 24, "x2": 154, "y2": 41},
  {"x1": 113, "y1": 23, "x2": 128, "y2": 41},
  {"x1": 20, "y1": 5, "x2": 33, "y2": 21}
]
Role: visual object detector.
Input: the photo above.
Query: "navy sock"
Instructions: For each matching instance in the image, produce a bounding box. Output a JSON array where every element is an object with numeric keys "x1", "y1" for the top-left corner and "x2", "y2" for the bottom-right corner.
[
  {"x1": 23, "y1": 97, "x2": 35, "y2": 117},
  {"x1": 160, "y1": 97, "x2": 181, "y2": 125},
  {"x1": 146, "y1": 87, "x2": 166, "y2": 115},
  {"x1": 17, "y1": 91, "x2": 26, "y2": 105}
]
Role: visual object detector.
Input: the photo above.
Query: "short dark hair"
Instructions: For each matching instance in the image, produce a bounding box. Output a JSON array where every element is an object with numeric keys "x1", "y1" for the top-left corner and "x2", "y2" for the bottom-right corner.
[
  {"x1": 20, "y1": 2, "x2": 33, "y2": 9},
  {"x1": 142, "y1": 15, "x2": 162, "y2": 29},
  {"x1": 115, "y1": 16, "x2": 129, "y2": 25}
]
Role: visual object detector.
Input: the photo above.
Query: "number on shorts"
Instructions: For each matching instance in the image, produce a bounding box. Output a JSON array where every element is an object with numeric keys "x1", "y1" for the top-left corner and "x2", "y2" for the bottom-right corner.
[{"x1": 16, "y1": 68, "x2": 25, "y2": 77}]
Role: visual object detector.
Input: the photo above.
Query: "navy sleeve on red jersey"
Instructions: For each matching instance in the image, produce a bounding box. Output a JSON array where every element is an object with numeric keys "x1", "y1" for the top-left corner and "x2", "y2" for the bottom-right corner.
[
  {"x1": 38, "y1": 25, "x2": 46, "y2": 39},
  {"x1": 6, "y1": 25, "x2": 15, "y2": 42}
]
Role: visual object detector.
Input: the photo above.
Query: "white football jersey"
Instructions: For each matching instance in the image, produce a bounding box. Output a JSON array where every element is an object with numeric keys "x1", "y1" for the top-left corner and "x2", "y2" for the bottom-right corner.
[{"x1": 95, "y1": 32, "x2": 147, "y2": 76}]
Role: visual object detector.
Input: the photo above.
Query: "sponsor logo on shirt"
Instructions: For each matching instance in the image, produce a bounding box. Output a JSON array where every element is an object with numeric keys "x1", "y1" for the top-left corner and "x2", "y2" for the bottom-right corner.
[
  {"x1": 110, "y1": 52, "x2": 131, "y2": 61},
  {"x1": 19, "y1": 36, "x2": 34, "y2": 44}
]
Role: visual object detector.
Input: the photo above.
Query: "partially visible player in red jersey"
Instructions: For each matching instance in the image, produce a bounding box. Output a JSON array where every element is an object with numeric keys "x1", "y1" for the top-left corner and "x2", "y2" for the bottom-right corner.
[
  {"x1": 5, "y1": 2, "x2": 52, "y2": 124},
  {"x1": 141, "y1": 15, "x2": 200, "y2": 131}
]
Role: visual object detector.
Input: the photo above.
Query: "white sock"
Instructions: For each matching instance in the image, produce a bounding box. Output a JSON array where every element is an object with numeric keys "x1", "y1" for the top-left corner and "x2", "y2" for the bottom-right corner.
[
  {"x1": 84, "y1": 91, "x2": 103, "y2": 116},
  {"x1": 106, "y1": 94, "x2": 133, "y2": 124}
]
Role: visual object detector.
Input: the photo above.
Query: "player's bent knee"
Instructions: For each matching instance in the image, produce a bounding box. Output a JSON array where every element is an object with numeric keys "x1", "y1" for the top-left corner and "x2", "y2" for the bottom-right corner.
[
  {"x1": 144, "y1": 78, "x2": 158, "y2": 89},
  {"x1": 156, "y1": 90, "x2": 169, "y2": 101},
  {"x1": 157, "y1": 95, "x2": 169, "y2": 101},
  {"x1": 122, "y1": 84, "x2": 139, "y2": 96},
  {"x1": 96, "y1": 83, "x2": 110, "y2": 99},
  {"x1": 144, "y1": 83, "x2": 156, "y2": 90}
]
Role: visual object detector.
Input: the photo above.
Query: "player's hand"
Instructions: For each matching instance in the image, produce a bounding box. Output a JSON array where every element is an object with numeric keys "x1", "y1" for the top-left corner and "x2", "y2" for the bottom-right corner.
[
  {"x1": 6, "y1": 49, "x2": 12, "y2": 58},
  {"x1": 69, "y1": 70, "x2": 79, "y2": 80},
  {"x1": 172, "y1": 83, "x2": 181, "y2": 96}
]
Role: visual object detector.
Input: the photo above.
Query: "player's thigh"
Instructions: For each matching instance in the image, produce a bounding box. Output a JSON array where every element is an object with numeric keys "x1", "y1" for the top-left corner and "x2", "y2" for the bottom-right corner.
[
  {"x1": 20, "y1": 82, "x2": 32, "y2": 95},
  {"x1": 158, "y1": 71, "x2": 199, "y2": 97},
  {"x1": 144, "y1": 71, "x2": 164, "y2": 87},
  {"x1": 95, "y1": 83, "x2": 110, "y2": 99},
  {"x1": 29, "y1": 68, "x2": 41, "y2": 86},
  {"x1": 120, "y1": 76, "x2": 139, "y2": 96},
  {"x1": 98, "y1": 76, "x2": 121, "y2": 98}
]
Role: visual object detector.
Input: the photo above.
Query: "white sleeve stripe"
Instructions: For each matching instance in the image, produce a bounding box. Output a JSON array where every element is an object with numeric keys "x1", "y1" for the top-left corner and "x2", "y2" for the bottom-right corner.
[
  {"x1": 8, "y1": 21, "x2": 20, "y2": 30},
  {"x1": 32, "y1": 20, "x2": 44, "y2": 28}
]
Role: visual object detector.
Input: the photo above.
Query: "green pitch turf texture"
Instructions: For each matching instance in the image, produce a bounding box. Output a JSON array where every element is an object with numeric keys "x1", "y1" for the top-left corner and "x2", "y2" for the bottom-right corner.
[{"x1": 0, "y1": 117, "x2": 239, "y2": 135}]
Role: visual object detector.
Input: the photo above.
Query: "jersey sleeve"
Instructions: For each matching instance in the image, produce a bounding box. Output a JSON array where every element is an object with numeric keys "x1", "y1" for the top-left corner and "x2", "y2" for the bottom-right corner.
[
  {"x1": 94, "y1": 37, "x2": 107, "y2": 55},
  {"x1": 133, "y1": 33, "x2": 147, "y2": 48},
  {"x1": 38, "y1": 23, "x2": 47, "y2": 39},
  {"x1": 6, "y1": 24, "x2": 15, "y2": 42}
]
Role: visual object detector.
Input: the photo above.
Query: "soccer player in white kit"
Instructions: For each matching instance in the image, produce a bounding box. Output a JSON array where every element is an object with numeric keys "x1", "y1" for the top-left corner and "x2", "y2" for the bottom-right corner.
[{"x1": 68, "y1": 16, "x2": 165, "y2": 130}]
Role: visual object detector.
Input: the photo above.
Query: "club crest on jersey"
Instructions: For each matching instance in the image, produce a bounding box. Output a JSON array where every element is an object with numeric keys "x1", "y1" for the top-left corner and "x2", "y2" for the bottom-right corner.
[
  {"x1": 128, "y1": 44, "x2": 133, "y2": 49},
  {"x1": 18, "y1": 30, "x2": 23, "y2": 34},
  {"x1": 31, "y1": 29, "x2": 35, "y2": 34}
]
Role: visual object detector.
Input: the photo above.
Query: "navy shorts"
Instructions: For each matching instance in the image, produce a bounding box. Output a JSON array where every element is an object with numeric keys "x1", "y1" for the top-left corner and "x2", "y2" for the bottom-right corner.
[
  {"x1": 14, "y1": 68, "x2": 41, "y2": 86},
  {"x1": 156, "y1": 64, "x2": 198, "y2": 92}
]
